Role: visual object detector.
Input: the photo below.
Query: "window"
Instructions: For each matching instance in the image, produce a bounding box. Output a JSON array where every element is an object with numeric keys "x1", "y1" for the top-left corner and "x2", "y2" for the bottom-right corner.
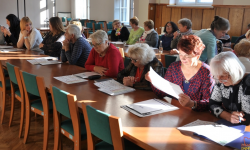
[
  {"x1": 176, "y1": 0, "x2": 213, "y2": 5},
  {"x1": 114, "y1": 0, "x2": 134, "y2": 25},
  {"x1": 75, "y1": 0, "x2": 89, "y2": 19}
]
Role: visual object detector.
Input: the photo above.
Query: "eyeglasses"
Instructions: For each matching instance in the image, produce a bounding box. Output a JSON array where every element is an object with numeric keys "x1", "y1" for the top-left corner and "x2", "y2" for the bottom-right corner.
[
  {"x1": 212, "y1": 74, "x2": 230, "y2": 83},
  {"x1": 114, "y1": 22, "x2": 120, "y2": 25},
  {"x1": 166, "y1": 25, "x2": 172, "y2": 28},
  {"x1": 179, "y1": 54, "x2": 194, "y2": 59},
  {"x1": 130, "y1": 58, "x2": 138, "y2": 62},
  {"x1": 92, "y1": 42, "x2": 103, "y2": 48}
]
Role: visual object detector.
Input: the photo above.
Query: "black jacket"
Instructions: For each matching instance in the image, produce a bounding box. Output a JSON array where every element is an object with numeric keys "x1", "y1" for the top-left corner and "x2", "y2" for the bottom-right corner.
[
  {"x1": 111, "y1": 26, "x2": 129, "y2": 42},
  {"x1": 4, "y1": 26, "x2": 20, "y2": 46}
]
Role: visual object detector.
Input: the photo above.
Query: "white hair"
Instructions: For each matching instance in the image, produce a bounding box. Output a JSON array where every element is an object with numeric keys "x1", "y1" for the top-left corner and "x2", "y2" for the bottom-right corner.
[
  {"x1": 210, "y1": 51, "x2": 246, "y2": 84},
  {"x1": 127, "y1": 43, "x2": 155, "y2": 65},
  {"x1": 67, "y1": 24, "x2": 82, "y2": 39},
  {"x1": 89, "y1": 30, "x2": 108, "y2": 44}
]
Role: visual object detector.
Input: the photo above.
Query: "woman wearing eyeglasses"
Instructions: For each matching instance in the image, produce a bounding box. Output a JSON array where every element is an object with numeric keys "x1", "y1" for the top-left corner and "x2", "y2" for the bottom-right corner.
[
  {"x1": 161, "y1": 21, "x2": 178, "y2": 51},
  {"x1": 117, "y1": 43, "x2": 164, "y2": 90},
  {"x1": 111, "y1": 20, "x2": 129, "y2": 42},
  {"x1": 146, "y1": 35, "x2": 214, "y2": 111},
  {"x1": 85, "y1": 30, "x2": 124, "y2": 78},
  {"x1": 209, "y1": 52, "x2": 250, "y2": 125}
]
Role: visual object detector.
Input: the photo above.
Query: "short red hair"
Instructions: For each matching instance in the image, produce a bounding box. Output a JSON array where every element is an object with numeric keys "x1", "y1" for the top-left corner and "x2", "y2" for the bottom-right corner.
[{"x1": 177, "y1": 35, "x2": 205, "y2": 55}]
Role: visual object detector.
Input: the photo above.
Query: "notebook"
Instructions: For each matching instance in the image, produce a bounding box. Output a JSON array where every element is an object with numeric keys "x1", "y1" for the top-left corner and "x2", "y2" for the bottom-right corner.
[{"x1": 54, "y1": 75, "x2": 88, "y2": 84}]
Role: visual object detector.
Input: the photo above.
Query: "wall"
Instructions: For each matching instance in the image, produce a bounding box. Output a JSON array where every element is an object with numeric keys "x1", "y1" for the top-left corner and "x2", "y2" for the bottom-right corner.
[
  {"x1": 134, "y1": 0, "x2": 150, "y2": 27},
  {"x1": 213, "y1": 0, "x2": 250, "y2": 5},
  {"x1": 89, "y1": 0, "x2": 114, "y2": 22},
  {"x1": 0, "y1": 0, "x2": 18, "y2": 27},
  {"x1": 56, "y1": 0, "x2": 71, "y2": 13}
]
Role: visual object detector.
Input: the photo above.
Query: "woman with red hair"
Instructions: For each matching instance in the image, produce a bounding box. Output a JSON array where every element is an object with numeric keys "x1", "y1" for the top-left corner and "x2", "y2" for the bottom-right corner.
[{"x1": 146, "y1": 35, "x2": 214, "y2": 111}]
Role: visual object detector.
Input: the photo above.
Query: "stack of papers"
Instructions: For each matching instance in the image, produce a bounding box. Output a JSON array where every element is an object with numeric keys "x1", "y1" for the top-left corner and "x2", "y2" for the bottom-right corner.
[
  {"x1": 73, "y1": 72, "x2": 100, "y2": 79},
  {"x1": 27, "y1": 58, "x2": 61, "y2": 65},
  {"x1": 121, "y1": 99, "x2": 179, "y2": 117},
  {"x1": 0, "y1": 48, "x2": 24, "y2": 52},
  {"x1": 0, "y1": 46, "x2": 13, "y2": 49},
  {"x1": 54, "y1": 75, "x2": 88, "y2": 84},
  {"x1": 94, "y1": 79, "x2": 135, "y2": 95},
  {"x1": 178, "y1": 119, "x2": 244, "y2": 146},
  {"x1": 110, "y1": 41, "x2": 124, "y2": 44}
]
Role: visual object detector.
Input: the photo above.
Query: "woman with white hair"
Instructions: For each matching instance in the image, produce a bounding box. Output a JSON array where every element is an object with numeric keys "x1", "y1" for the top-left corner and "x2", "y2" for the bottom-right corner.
[
  {"x1": 209, "y1": 51, "x2": 250, "y2": 125},
  {"x1": 85, "y1": 30, "x2": 124, "y2": 78},
  {"x1": 61, "y1": 24, "x2": 91, "y2": 68},
  {"x1": 117, "y1": 43, "x2": 164, "y2": 90}
]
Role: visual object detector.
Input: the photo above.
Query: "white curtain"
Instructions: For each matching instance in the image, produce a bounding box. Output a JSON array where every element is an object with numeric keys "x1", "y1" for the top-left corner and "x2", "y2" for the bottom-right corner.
[{"x1": 71, "y1": 0, "x2": 87, "y2": 19}]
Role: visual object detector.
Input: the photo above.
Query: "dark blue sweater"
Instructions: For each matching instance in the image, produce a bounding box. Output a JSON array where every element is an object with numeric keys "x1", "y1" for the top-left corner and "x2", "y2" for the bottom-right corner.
[{"x1": 161, "y1": 35, "x2": 173, "y2": 51}]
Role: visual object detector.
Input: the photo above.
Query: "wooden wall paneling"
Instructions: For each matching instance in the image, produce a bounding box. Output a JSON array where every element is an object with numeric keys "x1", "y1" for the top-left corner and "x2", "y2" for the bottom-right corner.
[
  {"x1": 242, "y1": 8, "x2": 250, "y2": 35},
  {"x1": 191, "y1": 9, "x2": 203, "y2": 30},
  {"x1": 228, "y1": 8, "x2": 244, "y2": 37},
  {"x1": 171, "y1": 8, "x2": 182, "y2": 25},
  {"x1": 215, "y1": 7, "x2": 229, "y2": 19},
  {"x1": 202, "y1": 9, "x2": 215, "y2": 29},
  {"x1": 161, "y1": 6, "x2": 171, "y2": 31},
  {"x1": 155, "y1": 5, "x2": 162, "y2": 34},
  {"x1": 181, "y1": 8, "x2": 192, "y2": 20},
  {"x1": 148, "y1": 4, "x2": 156, "y2": 23}
]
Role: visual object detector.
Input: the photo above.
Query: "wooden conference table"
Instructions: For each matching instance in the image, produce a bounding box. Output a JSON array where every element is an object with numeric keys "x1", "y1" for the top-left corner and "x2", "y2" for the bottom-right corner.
[{"x1": 0, "y1": 48, "x2": 246, "y2": 150}]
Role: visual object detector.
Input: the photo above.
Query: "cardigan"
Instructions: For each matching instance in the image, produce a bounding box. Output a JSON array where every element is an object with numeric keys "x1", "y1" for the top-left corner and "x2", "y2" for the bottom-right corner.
[
  {"x1": 61, "y1": 37, "x2": 91, "y2": 68},
  {"x1": 18, "y1": 28, "x2": 43, "y2": 50},
  {"x1": 111, "y1": 26, "x2": 130, "y2": 42},
  {"x1": 126, "y1": 27, "x2": 144, "y2": 45},
  {"x1": 209, "y1": 74, "x2": 250, "y2": 125},
  {"x1": 145, "y1": 30, "x2": 159, "y2": 48},
  {"x1": 4, "y1": 25, "x2": 20, "y2": 46},
  {"x1": 161, "y1": 34, "x2": 174, "y2": 50},
  {"x1": 151, "y1": 61, "x2": 214, "y2": 111},
  {"x1": 117, "y1": 57, "x2": 164, "y2": 90},
  {"x1": 195, "y1": 29, "x2": 217, "y2": 63},
  {"x1": 85, "y1": 43, "x2": 124, "y2": 78},
  {"x1": 41, "y1": 31, "x2": 65, "y2": 58}
]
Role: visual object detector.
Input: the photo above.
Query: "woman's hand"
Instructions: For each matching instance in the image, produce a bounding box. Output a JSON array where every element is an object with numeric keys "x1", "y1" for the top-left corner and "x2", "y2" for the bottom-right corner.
[
  {"x1": 3, "y1": 28, "x2": 11, "y2": 36},
  {"x1": 94, "y1": 66, "x2": 108, "y2": 76},
  {"x1": 123, "y1": 76, "x2": 135, "y2": 87},
  {"x1": 178, "y1": 93, "x2": 194, "y2": 108},
  {"x1": 229, "y1": 111, "x2": 245, "y2": 124},
  {"x1": 39, "y1": 43, "x2": 44, "y2": 48},
  {"x1": 173, "y1": 31, "x2": 180, "y2": 39},
  {"x1": 63, "y1": 39, "x2": 70, "y2": 51},
  {"x1": 22, "y1": 30, "x2": 29, "y2": 37},
  {"x1": 170, "y1": 49, "x2": 179, "y2": 55}
]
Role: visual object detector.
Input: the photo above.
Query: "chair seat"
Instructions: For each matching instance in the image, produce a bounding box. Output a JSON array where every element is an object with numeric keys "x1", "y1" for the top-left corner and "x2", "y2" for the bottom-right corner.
[
  {"x1": 107, "y1": 31, "x2": 112, "y2": 35},
  {"x1": 30, "y1": 99, "x2": 53, "y2": 112},
  {"x1": 61, "y1": 114, "x2": 87, "y2": 140},
  {"x1": 95, "y1": 138, "x2": 144, "y2": 150},
  {"x1": 15, "y1": 90, "x2": 40, "y2": 100}
]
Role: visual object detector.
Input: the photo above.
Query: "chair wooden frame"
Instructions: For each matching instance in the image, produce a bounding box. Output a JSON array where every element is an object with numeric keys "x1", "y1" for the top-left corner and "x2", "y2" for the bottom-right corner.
[
  {"x1": 8, "y1": 64, "x2": 25, "y2": 138},
  {"x1": 81, "y1": 103, "x2": 125, "y2": 150},
  {"x1": 20, "y1": 71, "x2": 50, "y2": 150},
  {"x1": 50, "y1": 85, "x2": 81, "y2": 150}
]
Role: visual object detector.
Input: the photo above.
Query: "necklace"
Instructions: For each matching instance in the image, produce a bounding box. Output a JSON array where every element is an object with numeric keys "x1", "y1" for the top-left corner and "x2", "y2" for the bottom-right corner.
[{"x1": 185, "y1": 80, "x2": 189, "y2": 83}]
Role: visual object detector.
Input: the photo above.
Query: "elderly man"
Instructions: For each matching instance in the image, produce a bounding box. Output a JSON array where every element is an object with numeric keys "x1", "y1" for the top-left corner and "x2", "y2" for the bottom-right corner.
[{"x1": 61, "y1": 24, "x2": 91, "y2": 68}]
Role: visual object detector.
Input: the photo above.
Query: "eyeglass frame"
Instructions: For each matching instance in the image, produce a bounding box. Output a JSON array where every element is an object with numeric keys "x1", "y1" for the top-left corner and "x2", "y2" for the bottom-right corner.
[
  {"x1": 212, "y1": 73, "x2": 230, "y2": 83},
  {"x1": 166, "y1": 25, "x2": 172, "y2": 28},
  {"x1": 129, "y1": 57, "x2": 138, "y2": 63},
  {"x1": 92, "y1": 41, "x2": 104, "y2": 48}
]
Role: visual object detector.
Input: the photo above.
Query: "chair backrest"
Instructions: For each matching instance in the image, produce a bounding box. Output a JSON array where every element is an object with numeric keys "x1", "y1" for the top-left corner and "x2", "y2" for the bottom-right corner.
[
  {"x1": 124, "y1": 57, "x2": 131, "y2": 68},
  {"x1": 82, "y1": 104, "x2": 124, "y2": 150},
  {"x1": 21, "y1": 71, "x2": 40, "y2": 97},
  {"x1": 164, "y1": 55, "x2": 177, "y2": 68},
  {"x1": 80, "y1": 20, "x2": 87, "y2": 27},
  {"x1": 108, "y1": 22, "x2": 113, "y2": 24},
  {"x1": 163, "y1": 67, "x2": 167, "y2": 76},
  {"x1": 98, "y1": 22, "x2": 107, "y2": 32},
  {"x1": 67, "y1": 18, "x2": 72, "y2": 22},
  {"x1": 88, "y1": 20, "x2": 96, "y2": 23},
  {"x1": 61, "y1": 17, "x2": 66, "y2": 22},
  {"x1": 94, "y1": 23, "x2": 103, "y2": 31},
  {"x1": 231, "y1": 36, "x2": 239, "y2": 43},
  {"x1": 0, "y1": 61, "x2": 7, "y2": 90},
  {"x1": 107, "y1": 23, "x2": 113, "y2": 30},
  {"x1": 86, "y1": 22, "x2": 93, "y2": 29}
]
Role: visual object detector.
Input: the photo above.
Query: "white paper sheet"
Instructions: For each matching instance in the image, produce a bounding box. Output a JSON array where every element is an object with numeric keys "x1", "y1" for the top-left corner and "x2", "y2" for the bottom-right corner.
[
  {"x1": 54, "y1": 75, "x2": 87, "y2": 84},
  {"x1": 0, "y1": 46, "x2": 13, "y2": 49},
  {"x1": 149, "y1": 67, "x2": 183, "y2": 99},
  {"x1": 0, "y1": 48, "x2": 24, "y2": 52},
  {"x1": 27, "y1": 57, "x2": 61, "y2": 65},
  {"x1": 110, "y1": 42, "x2": 124, "y2": 44},
  {"x1": 73, "y1": 72, "x2": 100, "y2": 79},
  {"x1": 27, "y1": 59, "x2": 48, "y2": 65}
]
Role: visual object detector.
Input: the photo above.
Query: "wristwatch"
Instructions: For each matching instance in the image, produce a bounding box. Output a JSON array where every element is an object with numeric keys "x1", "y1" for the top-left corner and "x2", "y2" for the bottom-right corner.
[
  {"x1": 191, "y1": 101, "x2": 196, "y2": 109},
  {"x1": 24, "y1": 36, "x2": 28, "y2": 39}
]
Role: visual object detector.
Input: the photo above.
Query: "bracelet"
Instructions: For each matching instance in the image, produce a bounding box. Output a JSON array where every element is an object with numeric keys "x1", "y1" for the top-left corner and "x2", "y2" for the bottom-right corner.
[
  {"x1": 24, "y1": 36, "x2": 28, "y2": 39},
  {"x1": 191, "y1": 101, "x2": 196, "y2": 109}
]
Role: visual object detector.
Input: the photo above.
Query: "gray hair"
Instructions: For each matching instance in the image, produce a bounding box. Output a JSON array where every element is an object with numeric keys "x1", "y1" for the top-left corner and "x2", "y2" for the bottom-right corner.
[
  {"x1": 67, "y1": 24, "x2": 82, "y2": 39},
  {"x1": 211, "y1": 16, "x2": 230, "y2": 31},
  {"x1": 127, "y1": 43, "x2": 155, "y2": 65},
  {"x1": 112, "y1": 20, "x2": 120, "y2": 26},
  {"x1": 89, "y1": 30, "x2": 108, "y2": 44},
  {"x1": 210, "y1": 51, "x2": 246, "y2": 84},
  {"x1": 178, "y1": 18, "x2": 192, "y2": 29}
]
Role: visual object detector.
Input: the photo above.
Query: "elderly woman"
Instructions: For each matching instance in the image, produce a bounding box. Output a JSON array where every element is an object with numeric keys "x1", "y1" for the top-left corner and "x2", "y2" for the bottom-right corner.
[
  {"x1": 1, "y1": 14, "x2": 20, "y2": 46},
  {"x1": 195, "y1": 16, "x2": 230, "y2": 63},
  {"x1": 61, "y1": 24, "x2": 91, "y2": 68},
  {"x1": 70, "y1": 21, "x2": 86, "y2": 39},
  {"x1": 139, "y1": 20, "x2": 158, "y2": 48},
  {"x1": 161, "y1": 21, "x2": 178, "y2": 51},
  {"x1": 170, "y1": 18, "x2": 193, "y2": 51},
  {"x1": 146, "y1": 35, "x2": 214, "y2": 111},
  {"x1": 126, "y1": 16, "x2": 144, "y2": 45},
  {"x1": 209, "y1": 52, "x2": 250, "y2": 125},
  {"x1": 117, "y1": 43, "x2": 164, "y2": 90},
  {"x1": 111, "y1": 20, "x2": 129, "y2": 42},
  {"x1": 17, "y1": 17, "x2": 43, "y2": 50},
  {"x1": 39, "y1": 17, "x2": 65, "y2": 59},
  {"x1": 85, "y1": 30, "x2": 124, "y2": 78},
  {"x1": 234, "y1": 39, "x2": 250, "y2": 72}
]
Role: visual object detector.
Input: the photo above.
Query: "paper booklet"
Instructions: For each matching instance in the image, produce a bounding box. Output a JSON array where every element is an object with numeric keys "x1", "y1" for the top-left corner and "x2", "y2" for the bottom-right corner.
[
  {"x1": 54, "y1": 75, "x2": 88, "y2": 84},
  {"x1": 27, "y1": 58, "x2": 61, "y2": 65},
  {"x1": 73, "y1": 72, "x2": 100, "y2": 79},
  {"x1": 94, "y1": 79, "x2": 135, "y2": 95},
  {"x1": 0, "y1": 48, "x2": 24, "y2": 52},
  {"x1": 0, "y1": 46, "x2": 14, "y2": 49},
  {"x1": 121, "y1": 99, "x2": 179, "y2": 117}
]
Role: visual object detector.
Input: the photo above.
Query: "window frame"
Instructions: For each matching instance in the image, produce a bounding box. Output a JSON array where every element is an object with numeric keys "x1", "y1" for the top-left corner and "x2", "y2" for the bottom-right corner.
[
  {"x1": 114, "y1": 0, "x2": 134, "y2": 25},
  {"x1": 176, "y1": 0, "x2": 213, "y2": 6}
]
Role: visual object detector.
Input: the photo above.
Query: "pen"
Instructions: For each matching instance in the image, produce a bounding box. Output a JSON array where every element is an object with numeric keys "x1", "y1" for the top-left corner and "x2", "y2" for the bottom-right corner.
[{"x1": 237, "y1": 110, "x2": 241, "y2": 123}]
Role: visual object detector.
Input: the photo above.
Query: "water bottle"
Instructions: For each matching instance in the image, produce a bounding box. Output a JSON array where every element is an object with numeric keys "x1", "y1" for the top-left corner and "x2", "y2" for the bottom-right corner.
[{"x1": 159, "y1": 40, "x2": 163, "y2": 54}]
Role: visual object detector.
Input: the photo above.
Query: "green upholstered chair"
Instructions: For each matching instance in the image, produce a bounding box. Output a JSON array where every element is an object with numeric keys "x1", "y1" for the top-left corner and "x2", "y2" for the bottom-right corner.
[
  {"x1": 94, "y1": 23, "x2": 103, "y2": 32},
  {"x1": 20, "y1": 71, "x2": 53, "y2": 150},
  {"x1": 88, "y1": 20, "x2": 96, "y2": 23},
  {"x1": 161, "y1": 55, "x2": 177, "y2": 69},
  {"x1": 80, "y1": 19, "x2": 87, "y2": 27},
  {"x1": 50, "y1": 85, "x2": 87, "y2": 150},
  {"x1": 86, "y1": 22, "x2": 94, "y2": 38},
  {"x1": 107, "y1": 23, "x2": 113, "y2": 35},
  {"x1": 124, "y1": 57, "x2": 131, "y2": 68},
  {"x1": 231, "y1": 36, "x2": 239, "y2": 44},
  {"x1": 82, "y1": 104, "x2": 144, "y2": 150},
  {"x1": 67, "y1": 18, "x2": 72, "y2": 22},
  {"x1": 163, "y1": 67, "x2": 167, "y2": 76}
]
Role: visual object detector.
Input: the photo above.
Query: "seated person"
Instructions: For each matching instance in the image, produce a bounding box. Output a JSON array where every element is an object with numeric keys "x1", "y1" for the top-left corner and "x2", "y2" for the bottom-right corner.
[
  {"x1": 219, "y1": 33, "x2": 231, "y2": 48},
  {"x1": 1, "y1": 14, "x2": 20, "y2": 46},
  {"x1": 39, "y1": 17, "x2": 65, "y2": 59},
  {"x1": 161, "y1": 21, "x2": 178, "y2": 51},
  {"x1": 61, "y1": 24, "x2": 91, "y2": 68},
  {"x1": 85, "y1": 30, "x2": 124, "y2": 78},
  {"x1": 170, "y1": 18, "x2": 193, "y2": 52},
  {"x1": 126, "y1": 16, "x2": 144, "y2": 45},
  {"x1": 117, "y1": 43, "x2": 164, "y2": 90},
  {"x1": 234, "y1": 39, "x2": 250, "y2": 72},
  {"x1": 234, "y1": 24, "x2": 250, "y2": 46},
  {"x1": 146, "y1": 35, "x2": 214, "y2": 111},
  {"x1": 70, "y1": 21, "x2": 86, "y2": 39},
  {"x1": 139, "y1": 20, "x2": 158, "y2": 48},
  {"x1": 0, "y1": 25, "x2": 5, "y2": 44},
  {"x1": 195, "y1": 16, "x2": 230, "y2": 63},
  {"x1": 111, "y1": 20, "x2": 129, "y2": 42},
  {"x1": 17, "y1": 17, "x2": 43, "y2": 50},
  {"x1": 209, "y1": 51, "x2": 250, "y2": 125}
]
